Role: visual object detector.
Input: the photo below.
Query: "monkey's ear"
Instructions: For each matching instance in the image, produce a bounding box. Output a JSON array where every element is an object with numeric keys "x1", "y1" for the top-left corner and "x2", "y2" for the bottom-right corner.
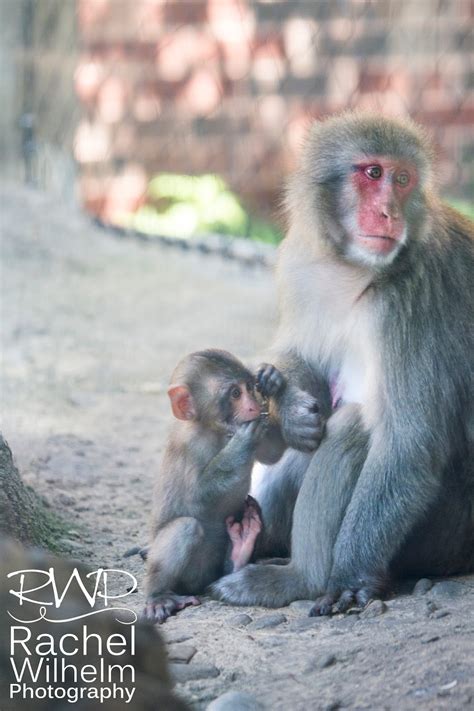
[{"x1": 167, "y1": 385, "x2": 196, "y2": 420}]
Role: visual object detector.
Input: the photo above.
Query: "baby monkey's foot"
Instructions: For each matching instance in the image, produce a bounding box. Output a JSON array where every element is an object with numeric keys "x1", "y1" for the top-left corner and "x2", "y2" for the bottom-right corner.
[
  {"x1": 227, "y1": 495, "x2": 263, "y2": 572},
  {"x1": 144, "y1": 592, "x2": 200, "y2": 624}
]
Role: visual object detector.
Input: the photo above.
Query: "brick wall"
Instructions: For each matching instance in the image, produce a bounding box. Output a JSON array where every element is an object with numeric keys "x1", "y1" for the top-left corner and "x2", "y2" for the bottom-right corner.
[{"x1": 75, "y1": 0, "x2": 474, "y2": 225}]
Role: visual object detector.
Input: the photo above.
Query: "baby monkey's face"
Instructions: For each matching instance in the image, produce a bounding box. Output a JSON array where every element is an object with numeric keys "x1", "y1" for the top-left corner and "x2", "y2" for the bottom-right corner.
[{"x1": 224, "y1": 378, "x2": 261, "y2": 426}]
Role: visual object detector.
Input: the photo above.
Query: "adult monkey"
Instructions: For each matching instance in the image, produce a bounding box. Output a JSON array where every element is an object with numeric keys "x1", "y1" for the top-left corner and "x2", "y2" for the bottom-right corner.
[{"x1": 211, "y1": 113, "x2": 474, "y2": 614}]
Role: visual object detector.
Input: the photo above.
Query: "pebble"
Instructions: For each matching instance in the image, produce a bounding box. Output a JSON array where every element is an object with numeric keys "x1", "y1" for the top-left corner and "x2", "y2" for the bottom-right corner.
[
  {"x1": 207, "y1": 690, "x2": 265, "y2": 710},
  {"x1": 289, "y1": 600, "x2": 316, "y2": 614},
  {"x1": 413, "y1": 578, "x2": 433, "y2": 595},
  {"x1": 425, "y1": 601, "x2": 439, "y2": 615},
  {"x1": 287, "y1": 617, "x2": 323, "y2": 632},
  {"x1": 421, "y1": 635, "x2": 440, "y2": 644},
  {"x1": 166, "y1": 644, "x2": 197, "y2": 663},
  {"x1": 258, "y1": 636, "x2": 285, "y2": 648},
  {"x1": 227, "y1": 613, "x2": 252, "y2": 627},
  {"x1": 169, "y1": 663, "x2": 220, "y2": 683},
  {"x1": 330, "y1": 615, "x2": 358, "y2": 630},
  {"x1": 430, "y1": 580, "x2": 469, "y2": 598},
  {"x1": 305, "y1": 653, "x2": 337, "y2": 672},
  {"x1": 433, "y1": 609, "x2": 450, "y2": 619},
  {"x1": 360, "y1": 600, "x2": 387, "y2": 619},
  {"x1": 165, "y1": 633, "x2": 194, "y2": 644},
  {"x1": 247, "y1": 613, "x2": 287, "y2": 630},
  {"x1": 58, "y1": 538, "x2": 83, "y2": 551},
  {"x1": 56, "y1": 493, "x2": 76, "y2": 506}
]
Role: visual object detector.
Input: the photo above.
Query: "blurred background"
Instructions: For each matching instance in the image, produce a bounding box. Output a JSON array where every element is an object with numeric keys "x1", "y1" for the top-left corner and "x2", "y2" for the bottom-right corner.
[{"x1": 1, "y1": 0, "x2": 473, "y2": 243}]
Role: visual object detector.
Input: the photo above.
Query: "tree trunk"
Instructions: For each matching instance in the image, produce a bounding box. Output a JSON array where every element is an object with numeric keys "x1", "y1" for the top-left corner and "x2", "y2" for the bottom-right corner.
[{"x1": 0, "y1": 433, "x2": 60, "y2": 547}]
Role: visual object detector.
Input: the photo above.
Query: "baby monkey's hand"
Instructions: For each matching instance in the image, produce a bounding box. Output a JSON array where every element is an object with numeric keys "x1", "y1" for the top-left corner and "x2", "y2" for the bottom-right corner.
[{"x1": 256, "y1": 363, "x2": 287, "y2": 399}]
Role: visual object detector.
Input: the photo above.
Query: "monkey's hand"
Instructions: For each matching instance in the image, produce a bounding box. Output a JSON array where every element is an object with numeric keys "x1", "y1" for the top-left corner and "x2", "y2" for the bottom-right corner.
[
  {"x1": 277, "y1": 385, "x2": 324, "y2": 452},
  {"x1": 231, "y1": 417, "x2": 268, "y2": 453},
  {"x1": 256, "y1": 363, "x2": 287, "y2": 398}
]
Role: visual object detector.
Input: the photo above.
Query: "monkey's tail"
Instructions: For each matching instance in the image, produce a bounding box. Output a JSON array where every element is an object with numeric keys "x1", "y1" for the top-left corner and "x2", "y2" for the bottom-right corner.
[{"x1": 209, "y1": 562, "x2": 309, "y2": 608}]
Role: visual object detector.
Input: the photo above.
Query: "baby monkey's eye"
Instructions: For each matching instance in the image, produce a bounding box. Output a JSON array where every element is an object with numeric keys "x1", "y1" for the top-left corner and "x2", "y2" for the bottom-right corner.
[
  {"x1": 246, "y1": 381, "x2": 255, "y2": 393},
  {"x1": 365, "y1": 165, "x2": 382, "y2": 180},
  {"x1": 231, "y1": 386, "x2": 241, "y2": 399}
]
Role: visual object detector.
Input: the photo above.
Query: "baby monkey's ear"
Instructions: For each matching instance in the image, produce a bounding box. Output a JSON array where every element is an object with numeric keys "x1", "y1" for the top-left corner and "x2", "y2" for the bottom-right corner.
[{"x1": 167, "y1": 384, "x2": 196, "y2": 420}]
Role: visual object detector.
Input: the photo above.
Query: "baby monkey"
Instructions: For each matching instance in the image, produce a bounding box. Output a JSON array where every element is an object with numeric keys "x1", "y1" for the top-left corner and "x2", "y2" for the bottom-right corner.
[{"x1": 144, "y1": 349, "x2": 285, "y2": 623}]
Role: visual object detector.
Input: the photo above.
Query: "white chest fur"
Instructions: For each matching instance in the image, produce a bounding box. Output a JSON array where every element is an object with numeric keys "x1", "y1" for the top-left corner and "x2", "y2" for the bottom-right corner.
[{"x1": 275, "y1": 254, "x2": 379, "y2": 409}]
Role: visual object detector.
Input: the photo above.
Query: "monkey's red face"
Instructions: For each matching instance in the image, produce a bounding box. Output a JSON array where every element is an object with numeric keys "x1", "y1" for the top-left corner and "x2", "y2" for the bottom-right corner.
[
  {"x1": 347, "y1": 157, "x2": 418, "y2": 262},
  {"x1": 230, "y1": 382, "x2": 261, "y2": 423}
]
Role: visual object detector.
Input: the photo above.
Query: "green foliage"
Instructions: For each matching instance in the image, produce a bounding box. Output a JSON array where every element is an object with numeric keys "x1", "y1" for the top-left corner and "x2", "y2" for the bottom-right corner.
[
  {"x1": 448, "y1": 199, "x2": 474, "y2": 221},
  {"x1": 125, "y1": 173, "x2": 283, "y2": 244}
]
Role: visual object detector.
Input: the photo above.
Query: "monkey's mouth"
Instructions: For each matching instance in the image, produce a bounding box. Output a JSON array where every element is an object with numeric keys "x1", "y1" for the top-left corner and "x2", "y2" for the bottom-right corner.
[{"x1": 358, "y1": 234, "x2": 399, "y2": 255}]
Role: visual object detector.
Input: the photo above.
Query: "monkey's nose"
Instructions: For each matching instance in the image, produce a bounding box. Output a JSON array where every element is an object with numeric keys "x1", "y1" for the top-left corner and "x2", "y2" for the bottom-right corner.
[{"x1": 381, "y1": 205, "x2": 400, "y2": 220}]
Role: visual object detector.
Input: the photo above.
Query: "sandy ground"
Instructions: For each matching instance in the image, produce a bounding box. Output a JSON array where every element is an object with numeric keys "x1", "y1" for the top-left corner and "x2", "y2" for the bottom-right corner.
[{"x1": 1, "y1": 183, "x2": 473, "y2": 711}]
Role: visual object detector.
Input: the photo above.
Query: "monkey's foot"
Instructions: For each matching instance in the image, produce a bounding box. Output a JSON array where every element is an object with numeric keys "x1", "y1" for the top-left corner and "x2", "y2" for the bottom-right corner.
[
  {"x1": 227, "y1": 495, "x2": 263, "y2": 572},
  {"x1": 144, "y1": 593, "x2": 200, "y2": 624},
  {"x1": 309, "y1": 587, "x2": 378, "y2": 617}
]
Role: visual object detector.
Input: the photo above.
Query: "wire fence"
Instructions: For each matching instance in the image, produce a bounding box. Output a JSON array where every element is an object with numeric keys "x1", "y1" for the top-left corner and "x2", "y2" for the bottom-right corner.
[{"x1": 1, "y1": 0, "x2": 472, "y2": 232}]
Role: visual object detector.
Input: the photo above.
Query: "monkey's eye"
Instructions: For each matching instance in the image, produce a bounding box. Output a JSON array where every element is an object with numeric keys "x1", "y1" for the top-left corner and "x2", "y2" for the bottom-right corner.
[
  {"x1": 365, "y1": 165, "x2": 382, "y2": 180},
  {"x1": 231, "y1": 386, "x2": 241, "y2": 399},
  {"x1": 396, "y1": 171, "x2": 410, "y2": 187},
  {"x1": 246, "y1": 381, "x2": 254, "y2": 394}
]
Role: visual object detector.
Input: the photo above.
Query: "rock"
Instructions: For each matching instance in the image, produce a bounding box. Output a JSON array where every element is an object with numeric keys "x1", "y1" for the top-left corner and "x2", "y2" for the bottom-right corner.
[
  {"x1": 247, "y1": 613, "x2": 287, "y2": 630},
  {"x1": 170, "y1": 663, "x2": 220, "y2": 683},
  {"x1": 287, "y1": 617, "x2": 323, "y2": 632},
  {"x1": 166, "y1": 644, "x2": 197, "y2": 663},
  {"x1": 165, "y1": 633, "x2": 194, "y2": 644},
  {"x1": 360, "y1": 600, "x2": 387, "y2": 619},
  {"x1": 430, "y1": 580, "x2": 469, "y2": 598},
  {"x1": 433, "y1": 610, "x2": 450, "y2": 619},
  {"x1": 330, "y1": 615, "x2": 358, "y2": 630},
  {"x1": 318, "y1": 653, "x2": 337, "y2": 669},
  {"x1": 58, "y1": 538, "x2": 84, "y2": 551},
  {"x1": 421, "y1": 635, "x2": 440, "y2": 644},
  {"x1": 425, "y1": 600, "x2": 439, "y2": 615},
  {"x1": 289, "y1": 600, "x2": 316, "y2": 614},
  {"x1": 207, "y1": 690, "x2": 265, "y2": 710},
  {"x1": 56, "y1": 493, "x2": 76, "y2": 506},
  {"x1": 258, "y1": 636, "x2": 285, "y2": 648},
  {"x1": 227, "y1": 613, "x2": 252, "y2": 627},
  {"x1": 305, "y1": 653, "x2": 337, "y2": 672},
  {"x1": 413, "y1": 578, "x2": 433, "y2": 595}
]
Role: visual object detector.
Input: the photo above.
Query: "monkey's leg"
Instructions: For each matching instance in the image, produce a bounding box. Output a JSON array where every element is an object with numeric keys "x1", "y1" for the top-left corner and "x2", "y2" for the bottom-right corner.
[
  {"x1": 251, "y1": 449, "x2": 312, "y2": 558},
  {"x1": 145, "y1": 517, "x2": 210, "y2": 623},
  {"x1": 226, "y1": 495, "x2": 263, "y2": 572},
  {"x1": 211, "y1": 405, "x2": 367, "y2": 607}
]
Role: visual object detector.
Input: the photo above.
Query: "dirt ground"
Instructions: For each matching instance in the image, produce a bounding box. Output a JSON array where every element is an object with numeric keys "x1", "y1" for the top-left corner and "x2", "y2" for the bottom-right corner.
[{"x1": 1, "y1": 183, "x2": 473, "y2": 711}]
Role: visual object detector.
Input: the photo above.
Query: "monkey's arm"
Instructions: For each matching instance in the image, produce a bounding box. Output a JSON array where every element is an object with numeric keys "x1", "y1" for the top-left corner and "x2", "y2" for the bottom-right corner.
[
  {"x1": 254, "y1": 421, "x2": 286, "y2": 464},
  {"x1": 200, "y1": 419, "x2": 265, "y2": 500}
]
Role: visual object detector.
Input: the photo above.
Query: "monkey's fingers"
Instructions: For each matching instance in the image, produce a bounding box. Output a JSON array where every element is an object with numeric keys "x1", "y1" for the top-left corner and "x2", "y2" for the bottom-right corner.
[
  {"x1": 248, "y1": 417, "x2": 269, "y2": 443},
  {"x1": 226, "y1": 519, "x2": 243, "y2": 543},
  {"x1": 256, "y1": 364, "x2": 285, "y2": 397},
  {"x1": 356, "y1": 588, "x2": 376, "y2": 608},
  {"x1": 309, "y1": 594, "x2": 337, "y2": 617},
  {"x1": 332, "y1": 590, "x2": 356, "y2": 614},
  {"x1": 175, "y1": 595, "x2": 200, "y2": 610},
  {"x1": 288, "y1": 426, "x2": 324, "y2": 452}
]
